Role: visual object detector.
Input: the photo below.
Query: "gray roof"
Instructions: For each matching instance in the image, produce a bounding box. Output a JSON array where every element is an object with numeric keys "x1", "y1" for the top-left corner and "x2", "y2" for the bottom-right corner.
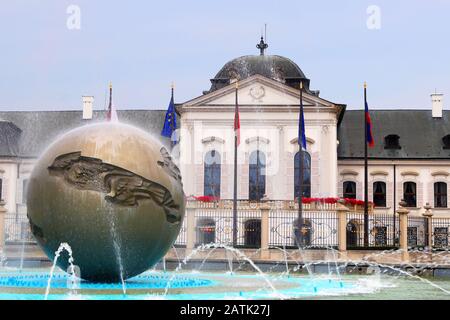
[
  {"x1": 338, "y1": 110, "x2": 450, "y2": 159},
  {"x1": 0, "y1": 110, "x2": 170, "y2": 158},
  {"x1": 0, "y1": 121, "x2": 22, "y2": 157},
  {"x1": 209, "y1": 55, "x2": 311, "y2": 93},
  {"x1": 2, "y1": 108, "x2": 448, "y2": 160}
]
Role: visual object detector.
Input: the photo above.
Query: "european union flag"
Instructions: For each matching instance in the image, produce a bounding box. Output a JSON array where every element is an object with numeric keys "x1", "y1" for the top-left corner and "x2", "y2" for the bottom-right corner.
[
  {"x1": 161, "y1": 88, "x2": 177, "y2": 143},
  {"x1": 298, "y1": 84, "x2": 307, "y2": 150}
]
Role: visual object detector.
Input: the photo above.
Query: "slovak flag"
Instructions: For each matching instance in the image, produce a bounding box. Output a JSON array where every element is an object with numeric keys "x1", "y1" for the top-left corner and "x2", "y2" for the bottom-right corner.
[
  {"x1": 365, "y1": 94, "x2": 375, "y2": 148},
  {"x1": 234, "y1": 84, "x2": 240, "y2": 146}
]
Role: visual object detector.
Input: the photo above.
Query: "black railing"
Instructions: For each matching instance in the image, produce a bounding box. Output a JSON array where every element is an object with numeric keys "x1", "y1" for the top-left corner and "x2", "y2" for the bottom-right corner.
[
  {"x1": 4, "y1": 214, "x2": 36, "y2": 244},
  {"x1": 194, "y1": 208, "x2": 262, "y2": 248},
  {"x1": 431, "y1": 218, "x2": 450, "y2": 250},
  {"x1": 268, "y1": 210, "x2": 338, "y2": 249},
  {"x1": 173, "y1": 217, "x2": 187, "y2": 247},
  {"x1": 346, "y1": 212, "x2": 398, "y2": 249},
  {"x1": 407, "y1": 216, "x2": 427, "y2": 248}
]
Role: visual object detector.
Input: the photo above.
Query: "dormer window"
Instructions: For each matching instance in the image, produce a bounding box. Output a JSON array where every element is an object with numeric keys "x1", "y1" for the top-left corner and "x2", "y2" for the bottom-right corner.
[
  {"x1": 384, "y1": 134, "x2": 401, "y2": 150},
  {"x1": 442, "y1": 135, "x2": 450, "y2": 149}
]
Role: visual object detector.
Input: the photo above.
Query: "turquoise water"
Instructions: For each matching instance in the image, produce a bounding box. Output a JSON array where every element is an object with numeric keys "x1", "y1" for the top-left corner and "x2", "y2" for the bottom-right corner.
[{"x1": 0, "y1": 268, "x2": 449, "y2": 300}]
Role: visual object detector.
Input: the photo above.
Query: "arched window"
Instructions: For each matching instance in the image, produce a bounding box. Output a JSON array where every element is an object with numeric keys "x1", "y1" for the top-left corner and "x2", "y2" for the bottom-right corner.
[
  {"x1": 244, "y1": 219, "x2": 261, "y2": 248},
  {"x1": 249, "y1": 151, "x2": 266, "y2": 201},
  {"x1": 204, "y1": 150, "x2": 221, "y2": 198},
  {"x1": 294, "y1": 151, "x2": 311, "y2": 198},
  {"x1": 403, "y1": 182, "x2": 417, "y2": 207},
  {"x1": 343, "y1": 181, "x2": 356, "y2": 199},
  {"x1": 346, "y1": 221, "x2": 358, "y2": 247},
  {"x1": 196, "y1": 218, "x2": 216, "y2": 245},
  {"x1": 293, "y1": 218, "x2": 312, "y2": 247},
  {"x1": 434, "y1": 182, "x2": 447, "y2": 208},
  {"x1": 0, "y1": 178, "x2": 3, "y2": 201},
  {"x1": 373, "y1": 181, "x2": 386, "y2": 207}
]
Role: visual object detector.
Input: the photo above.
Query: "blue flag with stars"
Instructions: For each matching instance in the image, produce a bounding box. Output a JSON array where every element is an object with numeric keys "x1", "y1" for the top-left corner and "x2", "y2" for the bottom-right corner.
[
  {"x1": 298, "y1": 86, "x2": 307, "y2": 150},
  {"x1": 161, "y1": 89, "x2": 177, "y2": 143}
]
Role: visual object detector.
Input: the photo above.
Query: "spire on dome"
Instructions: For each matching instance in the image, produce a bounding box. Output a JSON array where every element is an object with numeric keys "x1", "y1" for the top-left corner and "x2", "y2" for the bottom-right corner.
[{"x1": 256, "y1": 37, "x2": 268, "y2": 56}]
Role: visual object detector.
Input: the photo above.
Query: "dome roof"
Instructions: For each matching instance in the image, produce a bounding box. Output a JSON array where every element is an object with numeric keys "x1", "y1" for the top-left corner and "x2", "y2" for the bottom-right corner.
[
  {"x1": 208, "y1": 38, "x2": 312, "y2": 93},
  {"x1": 216, "y1": 55, "x2": 305, "y2": 80}
]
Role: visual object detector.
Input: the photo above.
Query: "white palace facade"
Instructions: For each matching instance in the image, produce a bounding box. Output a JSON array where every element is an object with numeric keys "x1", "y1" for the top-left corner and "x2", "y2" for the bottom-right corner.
[{"x1": 1, "y1": 39, "x2": 450, "y2": 252}]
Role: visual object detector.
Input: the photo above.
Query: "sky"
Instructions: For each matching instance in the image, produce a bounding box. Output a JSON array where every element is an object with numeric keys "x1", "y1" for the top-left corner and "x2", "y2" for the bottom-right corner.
[{"x1": 0, "y1": 0, "x2": 448, "y2": 111}]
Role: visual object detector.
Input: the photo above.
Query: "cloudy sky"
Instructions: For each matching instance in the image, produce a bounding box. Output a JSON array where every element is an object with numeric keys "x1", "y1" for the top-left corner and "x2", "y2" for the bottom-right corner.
[{"x1": 0, "y1": 0, "x2": 448, "y2": 111}]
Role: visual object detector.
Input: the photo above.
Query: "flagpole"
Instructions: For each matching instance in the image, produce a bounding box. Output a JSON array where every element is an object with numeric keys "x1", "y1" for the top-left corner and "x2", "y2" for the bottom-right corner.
[
  {"x1": 364, "y1": 82, "x2": 369, "y2": 247},
  {"x1": 298, "y1": 82, "x2": 304, "y2": 248},
  {"x1": 170, "y1": 82, "x2": 175, "y2": 149},
  {"x1": 232, "y1": 82, "x2": 238, "y2": 247}
]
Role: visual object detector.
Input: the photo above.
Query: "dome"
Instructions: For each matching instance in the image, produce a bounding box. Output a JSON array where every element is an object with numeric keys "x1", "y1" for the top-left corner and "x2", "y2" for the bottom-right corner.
[{"x1": 208, "y1": 38, "x2": 312, "y2": 93}]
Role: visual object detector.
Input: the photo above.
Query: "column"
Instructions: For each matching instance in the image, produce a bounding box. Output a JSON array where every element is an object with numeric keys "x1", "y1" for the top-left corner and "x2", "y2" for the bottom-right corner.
[
  {"x1": 273, "y1": 126, "x2": 285, "y2": 199},
  {"x1": 336, "y1": 200, "x2": 350, "y2": 256},
  {"x1": 260, "y1": 199, "x2": 270, "y2": 260},
  {"x1": 397, "y1": 200, "x2": 410, "y2": 262},
  {"x1": 0, "y1": 201, "x2": 6, "y2": 250},
  {"x1": 422, "y1": 203, "x2": 433, "y2": 250},
  {"x1": 185, "y1": 204, "x2": 196, "y2": 252}
]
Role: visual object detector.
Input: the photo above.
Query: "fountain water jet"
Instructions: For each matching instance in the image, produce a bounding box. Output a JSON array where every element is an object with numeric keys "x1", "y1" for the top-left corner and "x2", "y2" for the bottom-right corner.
[
  {"x1": 163, "y1": 243, "x2": 285, "y2": 298},
  {"x1": 45, "y1": 243, "x2": 77, "y2": 300}
]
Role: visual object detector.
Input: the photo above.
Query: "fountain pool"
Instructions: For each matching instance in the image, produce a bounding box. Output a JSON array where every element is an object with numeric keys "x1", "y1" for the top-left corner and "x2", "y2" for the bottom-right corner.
[{"x1": 1, "y1": 268, "x2": 450, "y2": 300}]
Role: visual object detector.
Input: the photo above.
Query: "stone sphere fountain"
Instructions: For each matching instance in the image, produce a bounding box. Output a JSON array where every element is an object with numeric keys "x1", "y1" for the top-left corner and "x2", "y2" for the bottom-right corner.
[{"x1": 26, "y1": 122, "x2": 185, "y2": 282}]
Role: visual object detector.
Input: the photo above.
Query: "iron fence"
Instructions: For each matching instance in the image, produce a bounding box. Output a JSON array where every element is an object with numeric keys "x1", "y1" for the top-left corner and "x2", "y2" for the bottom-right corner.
[
  {"x1": 268, "y1": 210, "x2": 338, "y2": 249},
  {"x1": 173, "y1": 215, "x2": 187, "y2": 247},
  {"x1": 194, "y1": 208, "x2": 262, "y2": 248},
  {"x1": 4, "y1": 214, "x2": 36, "y2": 244},
  {"x1": 431, "y1": 217, "x2": 450, "y2": 250},
  {"x1": 407, "y1": 216, "x2": 428, "y2": 248},
  {"x1": 346, "y1": 212, "x2": 398, "y2": 249}
]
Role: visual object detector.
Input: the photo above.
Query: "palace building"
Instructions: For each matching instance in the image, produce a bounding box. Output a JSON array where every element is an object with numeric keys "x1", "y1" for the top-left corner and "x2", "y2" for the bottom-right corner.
[{"x1": 0, "y1": 38, "x2": 449, "y2": 250}]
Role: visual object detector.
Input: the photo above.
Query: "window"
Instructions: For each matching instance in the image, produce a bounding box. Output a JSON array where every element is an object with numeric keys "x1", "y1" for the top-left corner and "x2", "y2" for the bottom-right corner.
[
  {"x1": 442, "y1": 135, "x2": 450, "y2": 149},
  {"x1": 293, "y1": 219, "x2": 312, "y2": 247},
  {"x1": 434, "y1": 182, "x2": 447, "y2": 208},
  {"x1": 403, "y1": 182, "x2": 417, "y2": 207},
  {"x1": 294, "y1": 151, "x2": 311, "y2": 198},
  {"x1": 249, "y1": 151, "x2": 266, "y2": 201},
  {"x1": 244, "y1": 219, "x2": 261, "y2": 248},
  {"x1": 196, "y1": 218, "x2": 216, "y2": 245},
  {"x1": 204, "y1": 150, "x2": 221, "y2": 198},
  {"x1": 343, "y1": 181, "x2": 356, "y2": 199},
  {"x1": 22, "y1": 179, "x2": 29, "y2": 204},
  {"x1": 373, "y1": 181, "x2": 387, "y2": 207},
  {"x1": 0, "y1": 178, "x2": 3, "y2": 201},
  {"x1": 384, "y1": 134, "x2": 401, "y2": 149}
]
